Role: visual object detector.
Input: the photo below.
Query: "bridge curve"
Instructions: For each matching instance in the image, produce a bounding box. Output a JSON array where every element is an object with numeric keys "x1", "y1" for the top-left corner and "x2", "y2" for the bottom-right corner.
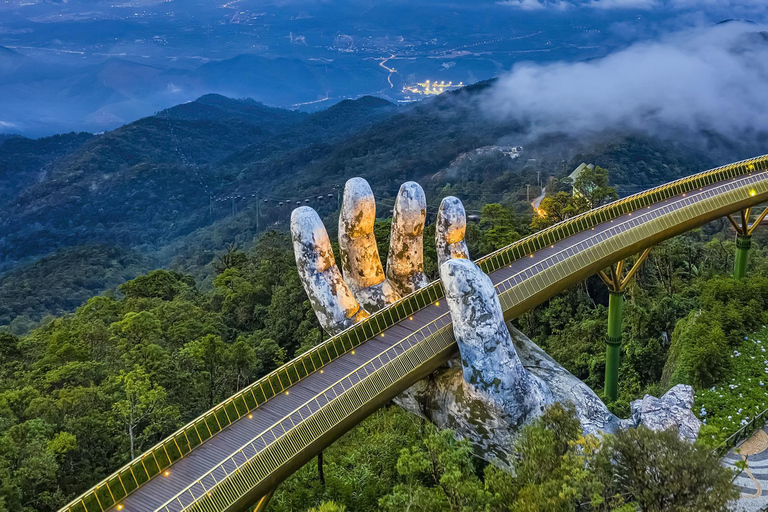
[{"x1": 62, "y1": 155, "x2": 768, "y2": 512}]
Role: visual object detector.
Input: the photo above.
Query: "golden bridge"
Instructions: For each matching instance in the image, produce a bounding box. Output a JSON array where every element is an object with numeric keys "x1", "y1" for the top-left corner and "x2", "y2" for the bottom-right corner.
[{"x1": 62, "y1": 155, "x2": 768, "y2": 512}]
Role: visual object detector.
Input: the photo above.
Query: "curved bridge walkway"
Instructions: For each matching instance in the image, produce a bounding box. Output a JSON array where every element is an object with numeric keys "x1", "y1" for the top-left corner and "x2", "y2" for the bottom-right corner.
[
  {"x1": 63, "y1": 156, "x2": 768, "y2": 512},
  {"x1": 725, "y1": 426, "x2": 768, "y2": 511}
]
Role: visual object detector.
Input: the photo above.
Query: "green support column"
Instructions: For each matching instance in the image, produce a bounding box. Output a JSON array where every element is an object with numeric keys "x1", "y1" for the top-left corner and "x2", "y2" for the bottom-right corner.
[
  {"x1": 734, "y1": 234, "x2": 752, "y2": 280},
  {"x1": 598, "y1": 249, "x2": 651, "y2": 403},
  {"x1": 604, "y1": 291, "x2": 624, "y2": 402}
]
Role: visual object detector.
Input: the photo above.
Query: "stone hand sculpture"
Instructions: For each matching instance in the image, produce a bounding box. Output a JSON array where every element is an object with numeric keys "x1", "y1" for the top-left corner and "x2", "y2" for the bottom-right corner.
[{"x1": 291, "y1": 178, "x2": 700, "y2": 466}]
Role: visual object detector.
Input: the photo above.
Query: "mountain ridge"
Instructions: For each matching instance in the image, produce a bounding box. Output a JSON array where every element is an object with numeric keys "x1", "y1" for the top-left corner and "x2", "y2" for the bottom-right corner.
[
  {"x1": 0, "y1": 93, "x2": 402, "y2": 276},
  {"x1": 0, "y1": 88, "x2": 761, "y2": 330}
]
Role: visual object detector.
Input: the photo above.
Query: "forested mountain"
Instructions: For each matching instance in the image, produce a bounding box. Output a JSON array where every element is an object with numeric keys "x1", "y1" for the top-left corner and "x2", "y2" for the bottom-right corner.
[
  {"x1": 0, "y1": 246, "x2": 153, "y2": 333},
  {"x1": 0, "y1": 132, "x2": 93, "y2": 205},
  {"x1": 1, "y1": 81, "x2": 767, "y2": 512},
  {"x1": 0, "y1": 86, "x2": 763, "y2": 331},
  {"x1": 0, "y1": 94, "x2": 397, "y2": 275}
]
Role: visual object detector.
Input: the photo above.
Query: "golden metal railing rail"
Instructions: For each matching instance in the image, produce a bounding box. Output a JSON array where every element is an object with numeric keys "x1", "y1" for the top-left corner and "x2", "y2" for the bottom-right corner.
[
  {"x1": 475, "y1": 155, "x2": 768, "y2": 277},
  {"x1": 492, "y1": 167, "x2": 768, "y2": 319},
  {"x1": 61, "y1": 154, "x2": 768, "y2": 512},
  {"x1": 159, "y1": 309, "x2": 455, "y2": 511}
]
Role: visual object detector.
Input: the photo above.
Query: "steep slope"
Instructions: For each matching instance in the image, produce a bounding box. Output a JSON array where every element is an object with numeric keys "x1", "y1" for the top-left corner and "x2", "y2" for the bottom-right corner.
[
  {"x1": 0, "y1": 94, "x2": 398, "y2": 274},
  {"x1": 0, "y1": 245, "x2": 153, "y2": 333},
  {"x1": 0, "y1": 132, "x2": 94, "y2": 204},
  {"x1": 220, "y1": 95, "x2": 399, "y2": 174}
]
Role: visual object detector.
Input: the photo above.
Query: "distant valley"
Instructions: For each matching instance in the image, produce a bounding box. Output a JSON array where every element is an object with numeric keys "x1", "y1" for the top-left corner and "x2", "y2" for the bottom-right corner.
[{"x1": 0, "y1": 0, "x2": 714, "y2": 135}]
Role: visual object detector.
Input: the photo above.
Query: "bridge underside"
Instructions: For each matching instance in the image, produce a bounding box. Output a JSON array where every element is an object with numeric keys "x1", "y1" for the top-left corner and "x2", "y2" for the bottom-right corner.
[{"x1": 62, "y1": 156, "x2": 768, "y2": 512}]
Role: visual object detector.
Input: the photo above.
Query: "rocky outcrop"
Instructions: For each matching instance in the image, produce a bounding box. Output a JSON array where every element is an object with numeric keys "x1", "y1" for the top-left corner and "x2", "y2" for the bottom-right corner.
[{"x1": 626, "y1": 385, "x2": 701, "y2": 442}]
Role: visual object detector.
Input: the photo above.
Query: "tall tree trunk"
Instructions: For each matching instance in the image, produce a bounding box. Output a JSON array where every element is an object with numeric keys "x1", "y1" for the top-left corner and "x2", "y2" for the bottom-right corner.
[
  {"x1": 129, "y1": 422, "x2": 135, "y2": 460},
  {"x1": 317, "y1": 451, "x2": 325, "y2": 485}
]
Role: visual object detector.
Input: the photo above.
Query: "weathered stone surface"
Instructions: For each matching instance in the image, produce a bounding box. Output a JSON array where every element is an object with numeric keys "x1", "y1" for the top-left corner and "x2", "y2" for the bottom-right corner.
[
  {"x1": 294, "y1": 179, "x2": 701, "y2": 471},
  {"x1": 397, "y1": 324, "x2": 700, "y2": 466},
  {"x1": 627, "y1": 384, "x2": 701, "y2": 442},
  {"x1": 413, "y1": 362, "x2": 525, "y2": 466},
  {"x1": 510, "y1": 325, "x2": 623, "y2": 436},
  {"x1": 436, "y1": 196, "x2": 469, "y2": 267},
  {"x1": 394, "y1": 259, "x2": 613, "y2": 466},
  {"x1": 338, "y1": 177, "x2": 400, "y2": 312},
  {"x1": 396, "y1": 260, "x2": 699, "y2": 465},
  {"x1": 386, "y1": 181, "x2": 429, "y2": 296},
  {"x1": 291, "y1": 206, "x2": 369, "y2": 335},
  {"x1": 440, "y1": 259, "x2": 552, "y2": 419}
]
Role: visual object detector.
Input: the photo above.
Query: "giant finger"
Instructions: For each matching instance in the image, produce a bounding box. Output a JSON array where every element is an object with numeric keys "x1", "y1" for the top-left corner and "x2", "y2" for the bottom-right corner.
[
  {"x1": 386, "y1": 181, "x2": 429, "y2": 296},
  {"x1": 435, "y1": 196, "x2": 470, "y2": 267},
  {"x1": 439, "y1": 258, "x2": 551, "y2": 414},
  {"x1": 291, "y1": 206, "x2": 369, "y2": 335},
  {"x1": 338, "y1": 177, "x2": 400, "y2": 311}
]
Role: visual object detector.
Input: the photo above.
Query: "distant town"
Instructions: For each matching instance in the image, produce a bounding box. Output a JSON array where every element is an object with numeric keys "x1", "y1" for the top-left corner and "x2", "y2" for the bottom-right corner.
[{"x1": 401, "y1": 79, "x2": 465, "y2": 97}]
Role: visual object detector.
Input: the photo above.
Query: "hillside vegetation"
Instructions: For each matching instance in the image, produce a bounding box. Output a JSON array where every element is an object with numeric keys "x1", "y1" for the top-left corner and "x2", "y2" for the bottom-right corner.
[
  {"x1": 0, "y1": 211, "x2": 760, "y2": 512},
  {"x1": 0, "y1": 246, "x2": 153, "y2": 334},
  {"x1": 0, "y1": 87, "x2": 761, "y2": 331},
  {"x1": 0, "y1": 88, "x2": 765, "y2": 508}
]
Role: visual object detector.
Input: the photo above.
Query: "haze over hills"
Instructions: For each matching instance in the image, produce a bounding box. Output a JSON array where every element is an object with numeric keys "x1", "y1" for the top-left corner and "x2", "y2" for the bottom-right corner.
[
  {"x1": 1, "y1": 15, "x2": 766, "y2": 332},
  {"x1": 0, "y1": 93, "x2": 398, "y2": 274},
  {"x1": 1, "y1": 0, "x2": 765, "y2": 135},
  {"x1": 1, "y1": 78, "x2": 765, "y2": 332}
]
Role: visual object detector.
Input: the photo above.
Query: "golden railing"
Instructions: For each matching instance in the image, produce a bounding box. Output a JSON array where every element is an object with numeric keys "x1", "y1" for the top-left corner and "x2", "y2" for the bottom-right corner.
[
  {"x1": 475, "y1": 155, "x2": 768, "y2": 277},
  {"x1": 161, "y1": 304, "x2": 456, "y2": 512},
  {"x1": 60, "y1": 154, "x2": 768, "y2": 512},
  {"x1": 491, "y1": 164, "x2": 768, "y2": 318}
]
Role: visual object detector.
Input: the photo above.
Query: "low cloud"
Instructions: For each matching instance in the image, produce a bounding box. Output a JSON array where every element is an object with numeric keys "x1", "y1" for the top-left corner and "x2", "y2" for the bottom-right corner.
[
  {"x1": 481, "y1": 22, "x2": 768, "y2": 141},
  {"x1": 496, "y1": 0, "x2": 557, "y2": 10},
  {"x1": 499, "y1": 0, "x2": 767, "y2": 11}
]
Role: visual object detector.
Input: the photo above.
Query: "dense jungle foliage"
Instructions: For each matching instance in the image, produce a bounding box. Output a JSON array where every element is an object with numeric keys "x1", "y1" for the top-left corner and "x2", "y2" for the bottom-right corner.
[
  {"x1": 0, "y1": 246, "x2": 153, "y2": 334},
  {"x1": 2, "y1": 90, "x2": 767, "y2": 511},
  {"x1": 0, "y1": 197, "x2": 765, "y2": 510}
]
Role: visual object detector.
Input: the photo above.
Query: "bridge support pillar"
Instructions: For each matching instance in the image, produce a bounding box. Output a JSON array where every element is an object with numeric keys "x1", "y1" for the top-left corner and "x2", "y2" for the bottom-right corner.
[
  {"x1": 598, "y1": 247, "x2": 653, "y2": 403},
  {"x1": 734, "y1": 234, "x2": 752, "y2": 280},
  {"x1": 604, "y1": 291, "x2": 624, "y2": 402},
  {"x1": 728, "y1": 207, "x2": 768, "y2": 280}
]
